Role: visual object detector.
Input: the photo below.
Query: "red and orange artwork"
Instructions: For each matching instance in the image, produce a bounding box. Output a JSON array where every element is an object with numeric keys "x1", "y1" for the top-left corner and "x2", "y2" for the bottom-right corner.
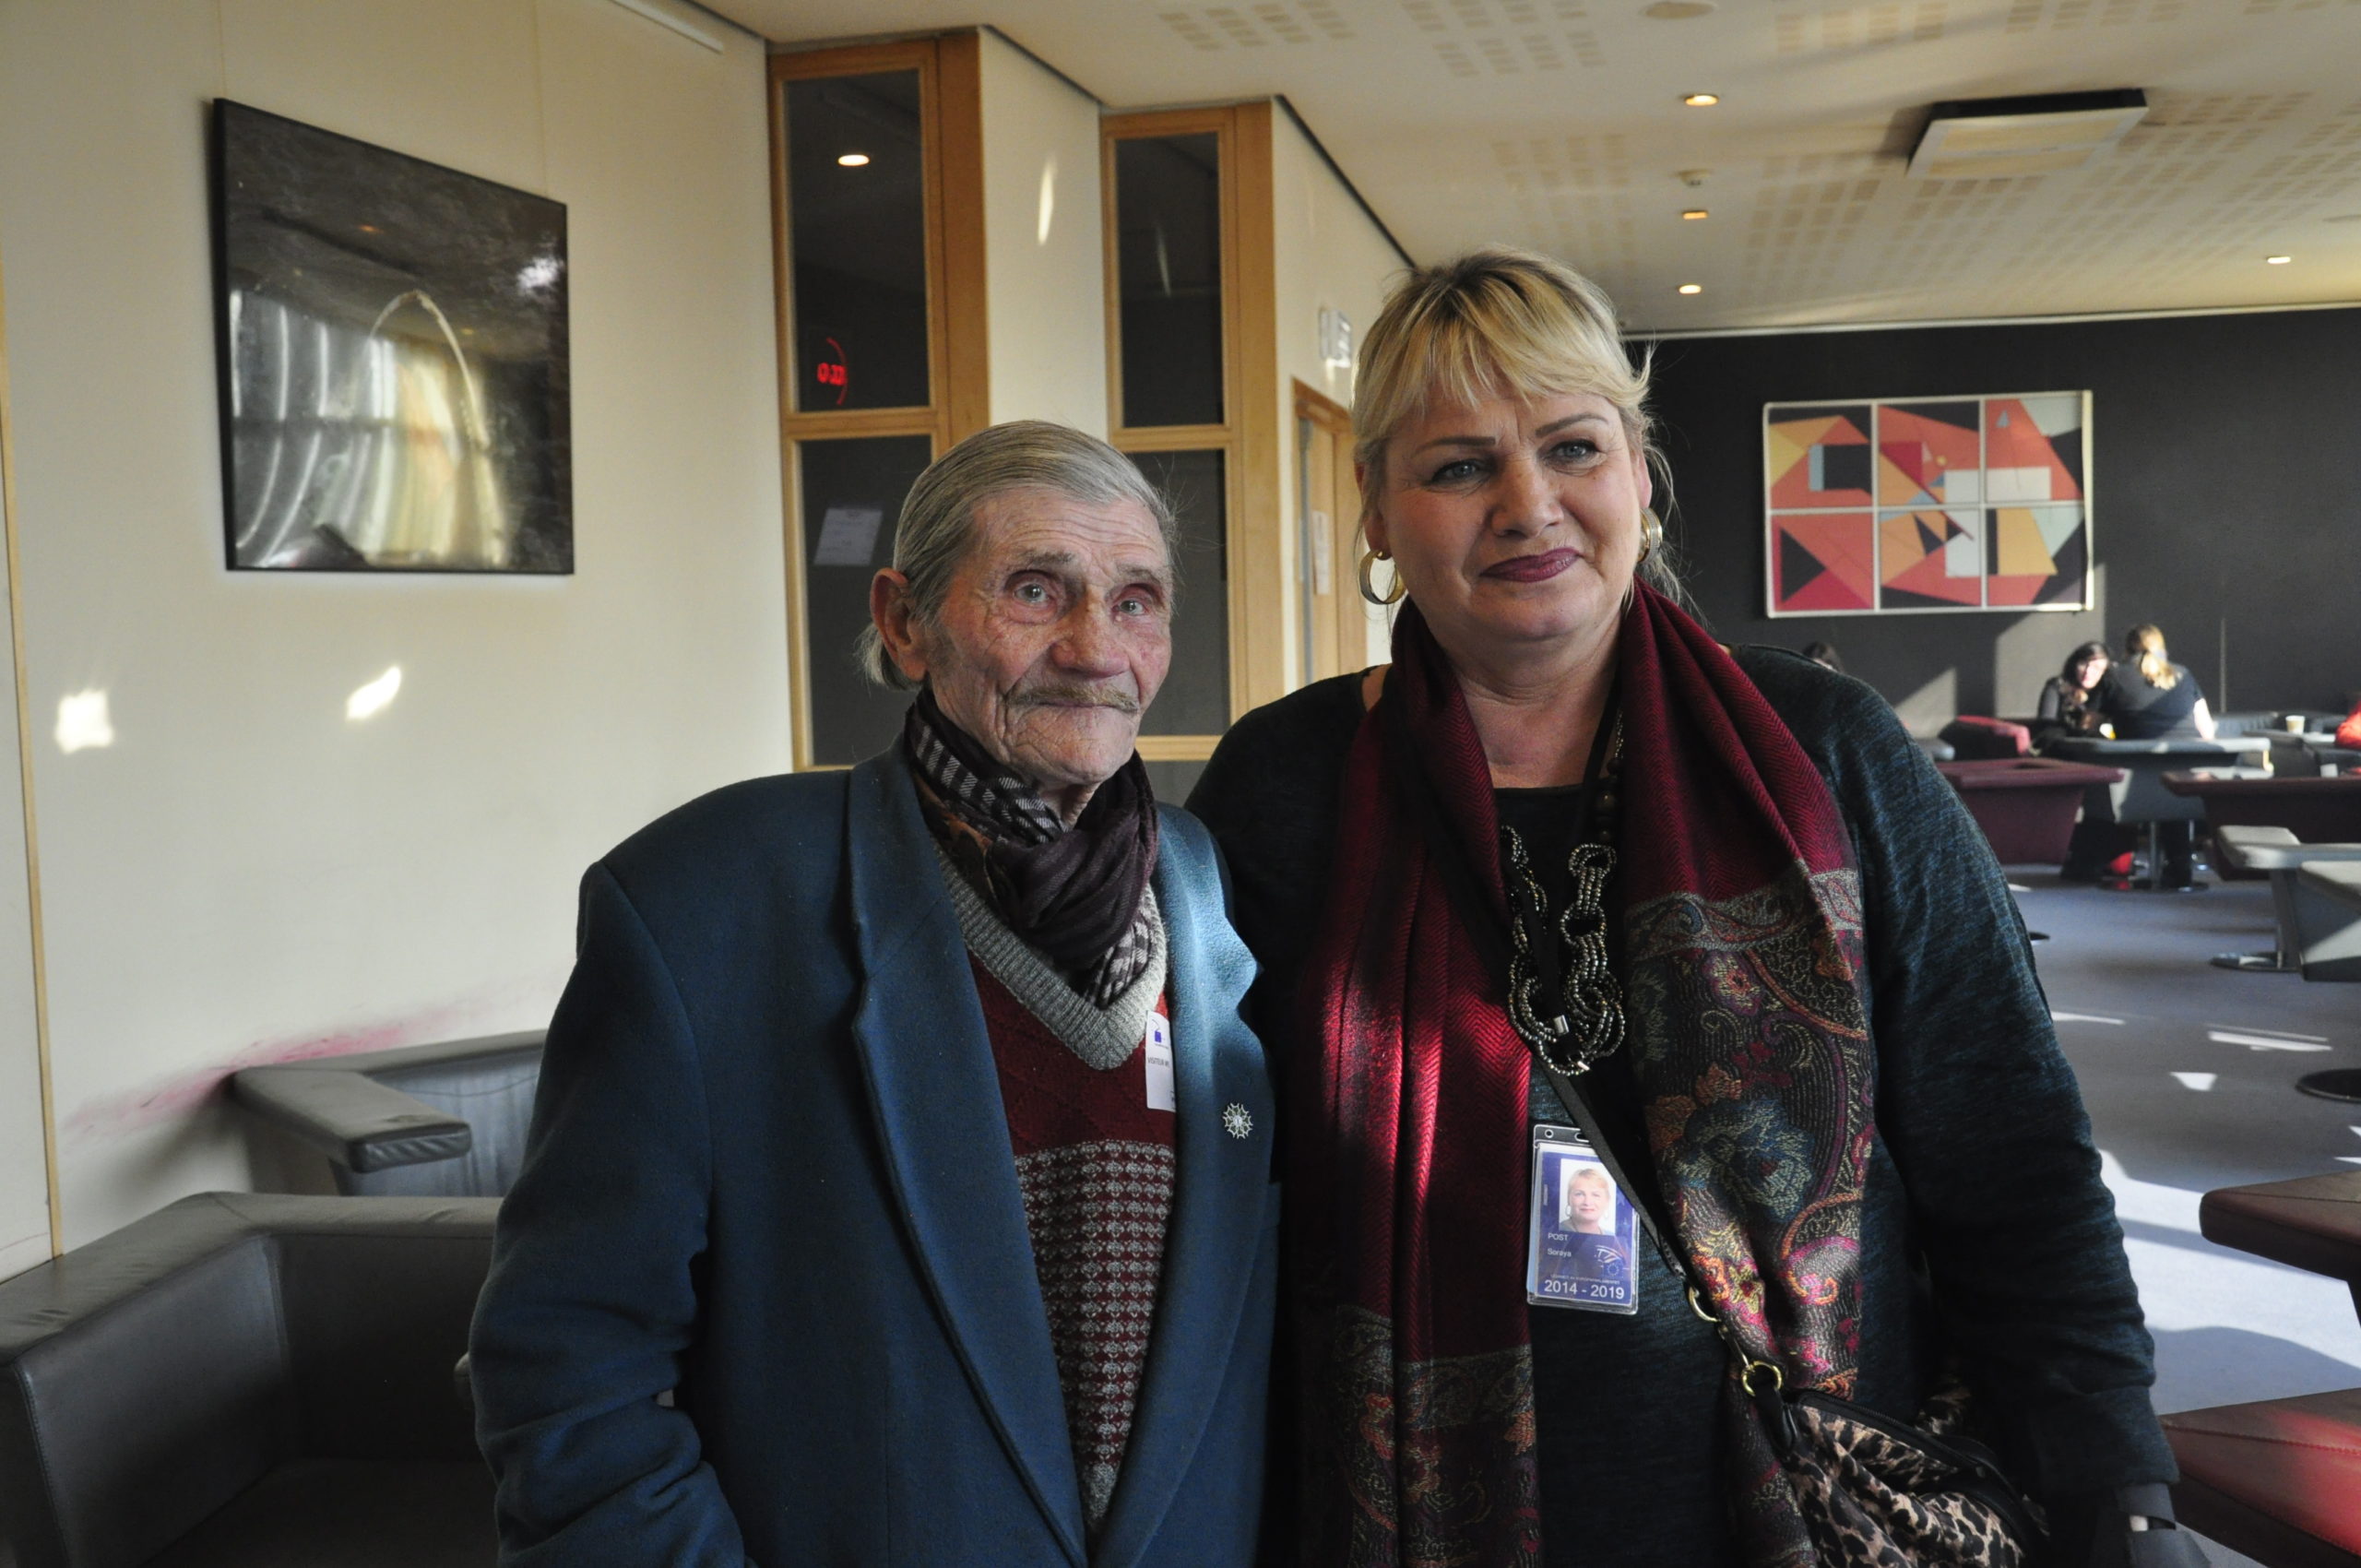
[
  {"x1": 1878, "y1": 509, "x2": 1982, "y2": 609},
  {"x1": 1771, "y1": 513, "x2": 1874, "y2": 612},
  {"x1": 1766, "y1": 406, "x2": 1873, "y2": 508},
  {"x1": 1982, "y1": 396, "x2": 2083, "y2": 505},
  {"x1": 1875, "y1": 402, "x2": 1982, "y2": 507},
  {"x1": 1763, "y1": 393, "x2": 2088, "y2": 616}
]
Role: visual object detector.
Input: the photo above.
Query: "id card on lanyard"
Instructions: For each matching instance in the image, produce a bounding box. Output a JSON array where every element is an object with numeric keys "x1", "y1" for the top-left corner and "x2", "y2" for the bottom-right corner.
[{"x1": 1526, "y1": 1123, "x2": 1639, "y2": 1314}]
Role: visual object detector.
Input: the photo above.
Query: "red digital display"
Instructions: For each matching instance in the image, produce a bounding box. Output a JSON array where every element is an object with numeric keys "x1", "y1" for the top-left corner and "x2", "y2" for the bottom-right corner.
[{"x1": 814, "y1": 336, "x2": 848, "y2": 406}]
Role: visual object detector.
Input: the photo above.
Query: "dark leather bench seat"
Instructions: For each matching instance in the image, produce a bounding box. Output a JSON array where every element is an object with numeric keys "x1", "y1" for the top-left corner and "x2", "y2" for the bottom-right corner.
[
  {"x1": 0, "y1": 1193, "x2": 498, "y2": 1568},
  {"x1": 148, "y1": 1459, "x2": 494, "y2": 1568}
]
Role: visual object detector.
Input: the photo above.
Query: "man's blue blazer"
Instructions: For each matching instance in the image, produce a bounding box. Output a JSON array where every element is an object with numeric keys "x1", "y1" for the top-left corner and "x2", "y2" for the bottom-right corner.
[{"x1": 470, "y1": 751, "x2": 1278, "y2": 1567}]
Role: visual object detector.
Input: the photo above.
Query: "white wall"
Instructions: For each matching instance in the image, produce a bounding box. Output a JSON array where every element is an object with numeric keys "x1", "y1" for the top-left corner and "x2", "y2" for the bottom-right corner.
[
  {"x1": 0, "y1": 0, "x2": 788, "y2": 1247},
  {"x1": 979, "y1": 30, "x2": 1107, "y2": 434},
  {"x1": 1271, "y1": 113, "x2": 1409, "y2": 673}
]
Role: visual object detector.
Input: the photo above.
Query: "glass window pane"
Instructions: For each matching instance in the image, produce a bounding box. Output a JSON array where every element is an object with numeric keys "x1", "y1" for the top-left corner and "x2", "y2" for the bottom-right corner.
[
  {"x1": 1132, "y1": 449, "x2": 1229, "y2": 735},
  {"x1": 786, "y1": 71, "x2": 930, "y2": 412},
  {"x1": 800, "y1": 434, "x2": 935, "y2": 766},
  {"x1": 1114, "y1": 135, "x2": 1223, "y2": 429}
]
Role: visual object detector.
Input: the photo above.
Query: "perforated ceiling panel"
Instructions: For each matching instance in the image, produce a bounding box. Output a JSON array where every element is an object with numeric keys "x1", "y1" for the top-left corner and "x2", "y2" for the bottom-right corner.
[{"x1": 725, "y1": 0, "x2": 2361, "y2": 329}]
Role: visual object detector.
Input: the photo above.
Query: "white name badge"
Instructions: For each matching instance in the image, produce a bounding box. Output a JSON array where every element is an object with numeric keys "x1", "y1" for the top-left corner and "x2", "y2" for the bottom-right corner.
[
  {"x1": 1526, "y1": 1123, "x2": 1639, "y2": 1314},
  {"x1": 1143, "y1": 1014, "x2": 1175, "y2": 1112}
]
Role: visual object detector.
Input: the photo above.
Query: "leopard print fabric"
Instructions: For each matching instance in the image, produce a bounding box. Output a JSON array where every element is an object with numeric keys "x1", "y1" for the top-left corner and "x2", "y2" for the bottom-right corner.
[{"x1": 1781, "y1": 1398, "x2": 2031, "y2": 1568}]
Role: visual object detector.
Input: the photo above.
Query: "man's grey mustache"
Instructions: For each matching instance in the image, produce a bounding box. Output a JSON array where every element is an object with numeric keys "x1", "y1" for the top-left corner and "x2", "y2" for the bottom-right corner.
[{"x1": 1010, "y1": 685, "x2": 1142, "y2": 715}]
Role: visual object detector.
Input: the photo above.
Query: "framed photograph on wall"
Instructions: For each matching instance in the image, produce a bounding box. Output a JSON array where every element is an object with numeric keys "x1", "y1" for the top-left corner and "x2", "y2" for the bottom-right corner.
[
  {"x1": 1763, "y1": 392, "x2": 2091, "y2": 616},
  {"x1": 211, "y1": 100, "x2": 572, "y2": 572}
]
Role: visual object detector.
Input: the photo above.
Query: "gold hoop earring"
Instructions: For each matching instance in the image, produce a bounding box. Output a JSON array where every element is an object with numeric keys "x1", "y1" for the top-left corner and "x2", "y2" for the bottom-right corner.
[
  {"x1": 1637, "y1": 507, "x2": 1666, "y2": 566},
  {"x1": 1358, "y1": 548, "x2": 1406, "y2": 607}
]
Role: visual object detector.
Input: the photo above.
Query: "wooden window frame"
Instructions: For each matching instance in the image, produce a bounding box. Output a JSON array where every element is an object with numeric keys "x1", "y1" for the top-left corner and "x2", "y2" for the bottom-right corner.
[
  {"x1": 768, "y1": 35, "x2": 988, "y2": 769},
  {"x1": 1102, "y1": 102, "x2": 1280, "y2": 766}
]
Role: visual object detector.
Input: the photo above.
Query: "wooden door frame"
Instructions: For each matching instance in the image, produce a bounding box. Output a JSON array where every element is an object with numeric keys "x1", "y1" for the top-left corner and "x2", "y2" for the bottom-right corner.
[
  {"x1": 1101, "y1": 101, "x2": 1281, "y2": 754},
  {"x1": 767, "y1": 35, "x2": 989, "y2": 768},
  {"x1": 1293, "y1": 378, "x2": 1367, "y2": 681}
]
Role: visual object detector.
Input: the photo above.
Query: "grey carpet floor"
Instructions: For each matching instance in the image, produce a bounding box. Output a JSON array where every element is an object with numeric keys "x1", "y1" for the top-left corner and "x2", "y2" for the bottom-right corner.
[{"x1": 2016, "y1": 865, "x2": 2360, "y2": 1568}]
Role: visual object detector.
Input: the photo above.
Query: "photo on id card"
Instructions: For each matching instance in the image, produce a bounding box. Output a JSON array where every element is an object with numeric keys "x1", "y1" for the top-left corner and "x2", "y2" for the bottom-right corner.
[{"x1": 1526, "y1": 1128, "x2": 1639, "y2": 1313}]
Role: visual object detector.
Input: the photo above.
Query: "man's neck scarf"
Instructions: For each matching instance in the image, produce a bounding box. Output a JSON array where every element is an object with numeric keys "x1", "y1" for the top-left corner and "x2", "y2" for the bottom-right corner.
[
  {"x1": 1294, "y1": 586, "x2": 1874, "y2": 1568},
  {"x1": 904, "y1": 687, "x2": 1161, "y2": 1008}
]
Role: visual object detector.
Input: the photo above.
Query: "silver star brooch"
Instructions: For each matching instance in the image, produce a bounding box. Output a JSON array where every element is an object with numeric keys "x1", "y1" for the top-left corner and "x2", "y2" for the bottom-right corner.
[{"x1": 1222, "y1": 1103, "x2": 1253, "y2": 1139}]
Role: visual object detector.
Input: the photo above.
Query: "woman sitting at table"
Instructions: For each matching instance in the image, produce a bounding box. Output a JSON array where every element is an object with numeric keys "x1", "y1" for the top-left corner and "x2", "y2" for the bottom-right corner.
[
  {"x1": 2033, "y1": 640, "x2": 2110, "y2": 749},
  {"x1": 2081, "y1": 624, "x2": 2214, "y2": 887},
  {"x1": 2094, "y1": 624, "x2": 2214, "y2": 742},
  {"x1": 1188, "y1": 246, "x2": 2191, "y2": 1568}
]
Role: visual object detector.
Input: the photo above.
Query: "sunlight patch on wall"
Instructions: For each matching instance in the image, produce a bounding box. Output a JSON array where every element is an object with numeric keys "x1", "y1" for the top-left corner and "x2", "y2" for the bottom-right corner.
[
  {"x1": 54, "y1": 691, "x2": 113, "y2": 754},
  {"x1": 346, "y1": 665, "x2": 403, "y2": 722}
]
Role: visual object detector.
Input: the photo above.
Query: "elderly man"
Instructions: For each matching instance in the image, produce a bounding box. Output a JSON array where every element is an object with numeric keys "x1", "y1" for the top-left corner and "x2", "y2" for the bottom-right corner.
[{"x1": 471, "y1": 422, "x2": 1275, "y2": 1568}]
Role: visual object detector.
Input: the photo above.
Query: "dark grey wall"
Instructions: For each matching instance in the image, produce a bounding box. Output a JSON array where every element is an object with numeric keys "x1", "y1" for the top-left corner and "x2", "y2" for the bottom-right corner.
[{"x1": 1641, "y1": 306, "x2": 2361, "y2": 726}]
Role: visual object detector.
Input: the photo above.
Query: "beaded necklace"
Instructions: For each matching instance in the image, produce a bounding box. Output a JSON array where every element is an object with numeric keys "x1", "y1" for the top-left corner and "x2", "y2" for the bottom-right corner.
[{"x1": 1499, "y1": 713, "x2": 1625, "y2": 1077}]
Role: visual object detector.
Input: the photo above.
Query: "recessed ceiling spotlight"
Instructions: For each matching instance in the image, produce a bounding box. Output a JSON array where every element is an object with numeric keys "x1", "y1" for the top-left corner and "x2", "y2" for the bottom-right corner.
[
  {"x1": 1643, "y1": 1, "x2": 1716, "y2": 17},
  {"x1": 1682, "y1": 208, "x2": 1709, "y2": 220},
  {"x1": 1678, "y1": 283, "x2": 1703, "y2": 294},
  {"x1": 1683, "y1": 92, "x2": 1720, "y2": 107},
  {"x1": 837, "y1": 152, "x2": 872, "y2": 167},
  {"x1": 2266, "y1": 255, "x2": 2292, "y2": 264}
]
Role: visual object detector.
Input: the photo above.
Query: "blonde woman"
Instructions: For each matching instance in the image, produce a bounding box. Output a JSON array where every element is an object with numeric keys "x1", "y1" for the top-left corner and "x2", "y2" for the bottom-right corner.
[
  {"x1": 2083, "y1": 624, "x2": 2214, "y2": 888},
  {"x1": 1189, "y1": 249, "x2": 2192, "y2": 1568},
  {"x1": 2095, "y1": 624, "x2": 2215, "y2": 742}
]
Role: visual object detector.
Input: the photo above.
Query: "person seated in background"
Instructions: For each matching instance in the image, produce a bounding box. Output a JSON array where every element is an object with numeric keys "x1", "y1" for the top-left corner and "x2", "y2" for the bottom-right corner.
[
  {"x1": 2067, "y1": 623, "x2": 2214, "y2": 888},
  {"x1": 470, "y1": 421, "x2": 1275, "y2": 1568},
  {"x1": 1799, "y1": 639, "x2": 1845, "y2": 673},
  {"x1": 2094, "y1": 623, "x2": 2214, "y2": 741},
  {"x1": 2033, "y1": 640, "x2": 2111, "y2": 749}
]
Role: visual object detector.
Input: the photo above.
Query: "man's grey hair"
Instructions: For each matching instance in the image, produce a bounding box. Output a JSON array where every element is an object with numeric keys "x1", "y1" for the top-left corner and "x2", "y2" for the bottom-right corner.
[{"x1": 859, "y1": 421, "x2": 1181, "y2": 690}]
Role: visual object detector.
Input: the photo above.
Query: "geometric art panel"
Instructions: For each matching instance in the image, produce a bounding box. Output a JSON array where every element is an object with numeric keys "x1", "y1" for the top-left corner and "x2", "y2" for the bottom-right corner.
[
  {"x1": 1767, "y1": 405, "x2": 1873, "y2": 508},
  {"x1": 1984, "y1": 504, "x2": 2087, "y2": 606},
  {"x1": 1879, "y1": 507, "x2": 1982, "y2": 609},
  {"x1": 1764, "y1": 392, "x2": 2092, "y2": 615},
  {"x1": 1876, "y1": 401, "x2": 1982, "y2": 506},
  {"x1": 1771, "y1": 512, "x2": 1874, "y2": 612}
]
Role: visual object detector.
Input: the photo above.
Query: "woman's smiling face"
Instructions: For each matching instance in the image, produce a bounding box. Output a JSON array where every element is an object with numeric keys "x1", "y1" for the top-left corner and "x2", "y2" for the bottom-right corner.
[{"x1": 1363, "y1": 387, "x2": 1652, "y2": 669}]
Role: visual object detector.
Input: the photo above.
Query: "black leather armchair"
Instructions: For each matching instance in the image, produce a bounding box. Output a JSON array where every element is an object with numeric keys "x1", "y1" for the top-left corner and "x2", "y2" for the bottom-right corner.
[
  {"x1": 232, "y1": 1032, "x2": 542, "y2": 1198},
  {"x1": 0, "y1": 1193, "x2": 498, "y2": 1568}
]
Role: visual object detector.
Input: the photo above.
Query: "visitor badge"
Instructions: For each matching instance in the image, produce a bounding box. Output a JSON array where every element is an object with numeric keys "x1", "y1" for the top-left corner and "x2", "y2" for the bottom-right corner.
[
  {"x1": 1143, "y1": 1012, "x2": 1175, "y2": 1112},
  {"x1": 1526, "y1": 1123, "x2": 1639, "y2": 1314}
]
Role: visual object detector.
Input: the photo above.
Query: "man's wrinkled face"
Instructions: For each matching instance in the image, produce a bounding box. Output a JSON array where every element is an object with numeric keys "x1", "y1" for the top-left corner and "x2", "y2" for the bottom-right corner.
[{"x1": 873, "y1": 486, "x2": 1172, "y2": 820}]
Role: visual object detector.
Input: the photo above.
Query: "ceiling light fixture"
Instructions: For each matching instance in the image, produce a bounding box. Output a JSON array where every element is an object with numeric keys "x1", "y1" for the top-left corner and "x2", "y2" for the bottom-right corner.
[
  {"x1": 1682, "y1": 92, "x2": 1720, "y2": 107},
  {"x1": 2266, "y1": 255, "x2": 2292, "y2": 265},
  {"x1": 1682, "y1": 208, "x2": 1709, "y2": 220},
  {"x1": 1908, "y1": 89, "x2": 2146, "y2": 180},
  {"x1": 837, "y1": 152, "x2": 871, "y2": 167},
  {"x1": 1678, "y1": 283, "x2": 1703, "y2": 295}
]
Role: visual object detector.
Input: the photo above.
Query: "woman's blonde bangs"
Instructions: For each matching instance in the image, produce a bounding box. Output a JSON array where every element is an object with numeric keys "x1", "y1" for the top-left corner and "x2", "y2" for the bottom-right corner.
[{"x1": 1353, "y1": 248, "x2": 1652, "y2": 478}]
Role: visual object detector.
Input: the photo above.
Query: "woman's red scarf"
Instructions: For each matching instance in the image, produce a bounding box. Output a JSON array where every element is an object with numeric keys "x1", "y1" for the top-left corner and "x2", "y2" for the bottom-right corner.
[{"x1": 1295, "y1": 585, "x2": 1875, "y2": 1568}]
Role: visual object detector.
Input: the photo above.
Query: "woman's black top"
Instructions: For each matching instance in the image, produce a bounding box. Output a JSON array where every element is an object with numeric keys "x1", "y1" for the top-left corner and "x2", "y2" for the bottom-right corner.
[
  {"x1": 2095, "y1": 661, "x2": 2204, "y2": 740},
  {"x1": 2034, "y1": 676, "x2": 2104, "y2": 749},
  {"x1": 1188, "y1": 647, "x2": 2172, "y2": 1568}
]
